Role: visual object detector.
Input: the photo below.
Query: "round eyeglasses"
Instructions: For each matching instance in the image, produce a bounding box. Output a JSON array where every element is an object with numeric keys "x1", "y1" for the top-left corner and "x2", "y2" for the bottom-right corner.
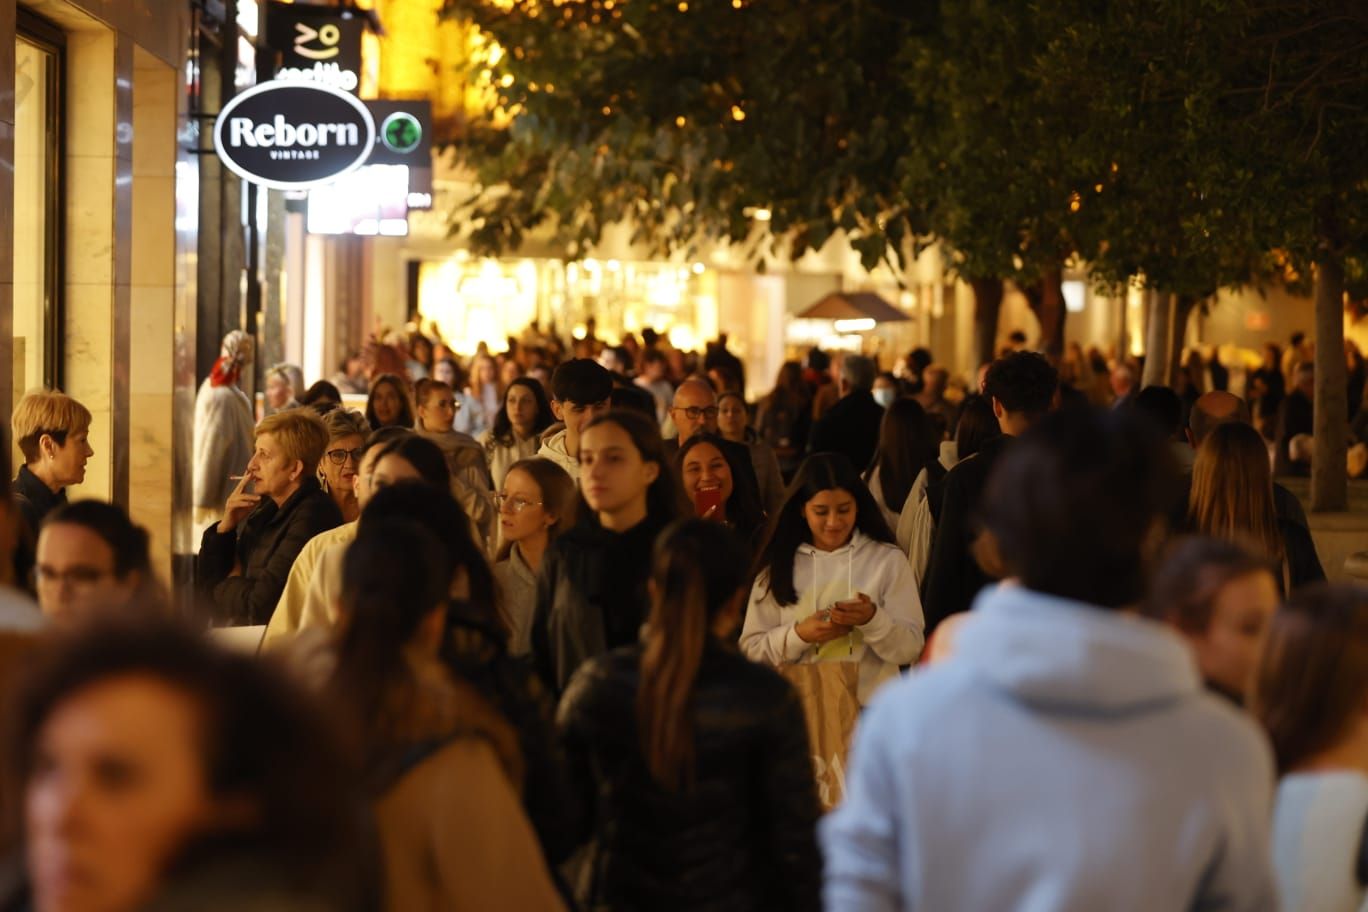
[
  {"x1": 326, "y1": 447, "x2": 364, "y2": 466},
  {"x1": 494, "y1": 494, "x2": 544, "y2": 513}
]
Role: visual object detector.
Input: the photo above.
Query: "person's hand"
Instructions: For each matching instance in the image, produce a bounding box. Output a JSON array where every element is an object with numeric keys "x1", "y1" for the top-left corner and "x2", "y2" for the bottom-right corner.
[
  {"x1": 219, "y1": 471, "x2": 260, "y2": 533},
  {"x1": 830, "y1": 593, "x2": 876, "y2": 627},
  {"x1": 795, "y1": 612, "x2": 853, "y2": 644}
]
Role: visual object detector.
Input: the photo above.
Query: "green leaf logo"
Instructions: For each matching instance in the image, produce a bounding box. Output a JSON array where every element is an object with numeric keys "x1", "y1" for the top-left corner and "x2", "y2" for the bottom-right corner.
[{"x1": 380, "y1": 112, "x2": 422, "y2": 154}]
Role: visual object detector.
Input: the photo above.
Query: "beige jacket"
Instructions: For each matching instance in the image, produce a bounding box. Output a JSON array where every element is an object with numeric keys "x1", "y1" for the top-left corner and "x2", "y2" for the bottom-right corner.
[
  {"x1": 262, "y1": 522, "x2": 358, "y2": 649},
  {"x1": 480, "y1": 431, "x2": 541, "y2": 492},
  {"x1": 371, "y1": 658, "x2": 564, "y2": 912}
]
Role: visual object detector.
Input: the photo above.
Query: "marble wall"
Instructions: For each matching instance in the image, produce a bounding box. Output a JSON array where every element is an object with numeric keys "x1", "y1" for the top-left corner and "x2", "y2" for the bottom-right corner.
[{"x1": 0, "y1": 0, "x2": 189, "y2": 581}]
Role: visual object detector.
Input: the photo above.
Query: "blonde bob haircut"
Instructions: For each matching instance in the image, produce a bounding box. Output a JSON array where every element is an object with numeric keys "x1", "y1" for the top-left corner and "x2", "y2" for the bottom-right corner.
[
  {"x1": 12, "y1": 390, "x2": 93, "y2": 464},
  {"x1": 255, "y1": 408, "x2": 330, "y2": 472}
]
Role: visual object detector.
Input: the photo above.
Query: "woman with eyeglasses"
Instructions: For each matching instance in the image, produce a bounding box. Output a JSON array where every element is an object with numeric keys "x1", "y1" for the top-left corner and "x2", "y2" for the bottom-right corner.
[
  {"x1": 317, "y1": 409, "x2": 369, "y2": 523},
  {"x1": 493, "y1": 459, "x2": 577, "y2": 656}
]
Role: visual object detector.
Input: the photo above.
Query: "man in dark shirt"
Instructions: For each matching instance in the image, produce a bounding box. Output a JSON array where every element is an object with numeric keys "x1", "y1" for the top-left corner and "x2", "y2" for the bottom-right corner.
[
  {"x1": 807, "y1": 354, "x2": 885, "y2": 473},
  {"x1": 922, "y1": 352, "x2": 1058, "y2": 634},
  {"x1": 1273, "y1": 361, "x2": 1314, "y2": 477}
]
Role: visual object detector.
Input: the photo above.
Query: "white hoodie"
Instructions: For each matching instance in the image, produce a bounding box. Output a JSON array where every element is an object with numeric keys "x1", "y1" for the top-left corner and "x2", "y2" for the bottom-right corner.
[
  {"x1": 741, "y1": 530, "x2": 924, "y2": 704},
  {"x1": 537, "y1": 428, "x2": 579, "y2": 481}
]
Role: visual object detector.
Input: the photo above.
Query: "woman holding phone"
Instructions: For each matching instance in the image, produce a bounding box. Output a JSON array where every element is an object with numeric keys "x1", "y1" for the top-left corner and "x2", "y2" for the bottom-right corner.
[
  {"x1": 676, "y1": 433, "x2": 767, "y2": 549},
  {"x1": 741, "y1": 452, "x2": 925, "y2": 705}
]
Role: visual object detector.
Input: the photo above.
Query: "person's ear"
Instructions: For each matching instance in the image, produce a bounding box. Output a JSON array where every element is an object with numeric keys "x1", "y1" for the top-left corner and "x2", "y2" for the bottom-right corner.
[
  {"x1": 551, "y1": 399, "x2": 565, "y2": 422},
  {"x1": 643, "y1": 461, "x2": 660, "y2": 486},
  {"x1": 290, "y1": 459, "x2": 305, "y2": 482},
  {"x1": 39, "y1": 433, "x2": 56, "y2": 460},
  {"x1": 991, "y1": 397, "x2": 1005, "y2": 420}
]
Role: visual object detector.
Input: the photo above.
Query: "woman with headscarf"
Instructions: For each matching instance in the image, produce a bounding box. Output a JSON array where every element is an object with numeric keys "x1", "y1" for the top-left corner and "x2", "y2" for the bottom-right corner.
[{"x1": 193, "y1": 330, "x2": 255, "y2": 527}]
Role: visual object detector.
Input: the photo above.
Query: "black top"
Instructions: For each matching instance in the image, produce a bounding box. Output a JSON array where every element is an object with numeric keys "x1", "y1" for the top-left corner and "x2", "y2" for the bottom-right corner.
[
  {"x1": 922, "y1": 433, "x2": 1014, "y2": 633},
  {"x1": 531, "y1": 512, "x2": 672, "y2": 696},
  {"x1": 558, "y1": 640, "x2": 822, "y2": 912},
  {"x1": 806, "y1": 389, "x2": 885, "y2": 473},
  {"x1": 196, "y1": 476, "x2": 342, "y2": 626},
  {"x1": 1274, "y1": 390, "x2": 1314, "y2": 477},
  {"x1": 1280, "y1": 517, "x2": 1326, "y2": 593},
  {"x1": 11, "y1": 465, "x2": 66, "y2": 594}
]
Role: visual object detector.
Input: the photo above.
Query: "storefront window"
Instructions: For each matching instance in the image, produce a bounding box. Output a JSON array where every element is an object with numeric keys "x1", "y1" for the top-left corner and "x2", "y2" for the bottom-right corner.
[{"x1": 13, "y1": 12, "x2": 64, "y2": 393}]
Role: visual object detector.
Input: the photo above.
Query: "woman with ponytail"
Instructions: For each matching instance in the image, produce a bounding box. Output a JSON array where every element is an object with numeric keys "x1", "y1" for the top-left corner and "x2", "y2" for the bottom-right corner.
[
  {"x1": 558, "y1": 520, "x2": 821, "y2": 911},
  {"x1": 329, "y1": 513, "x2": 565, "y2": 911}
]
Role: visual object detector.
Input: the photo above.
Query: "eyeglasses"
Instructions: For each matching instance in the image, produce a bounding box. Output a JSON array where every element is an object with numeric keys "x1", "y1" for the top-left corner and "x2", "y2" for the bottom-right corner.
[
  {"x1": 33, "y1": 565, "x2": 112, "y2": 589},
  {"x1": 494, "y1": 494, "x2": 543, "y2": 513},
  {"x1": 326, "y1": 447, "x2": 364, "y2": 466},
  {"x1": 673, "y1": 406, "x2": 719, "y2": 421}
]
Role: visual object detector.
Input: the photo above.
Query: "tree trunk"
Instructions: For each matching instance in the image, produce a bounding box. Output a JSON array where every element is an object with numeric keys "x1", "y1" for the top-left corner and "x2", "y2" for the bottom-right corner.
[
  {"x1": 1141, "y1": 290, "x2": 1172, "y2": 388},
  {"x1": 1024, "y1": 269, "x2": 1067, "y2": 358},
  {"x1": 970, "y1": 277, "x2": 1004, "y2": 369},
  {"x1": 1311, "y1": 255, "x2": 1348, "y2": 512},
  {"x1": 1164, "y1": 295, "x2": 1199, "y2": 387}
]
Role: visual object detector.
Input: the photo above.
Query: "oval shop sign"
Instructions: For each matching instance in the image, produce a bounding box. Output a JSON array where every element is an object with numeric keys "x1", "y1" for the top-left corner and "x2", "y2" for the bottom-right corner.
[{"x1": 213, "y1": 81, "x2": 375, "y2": 191}]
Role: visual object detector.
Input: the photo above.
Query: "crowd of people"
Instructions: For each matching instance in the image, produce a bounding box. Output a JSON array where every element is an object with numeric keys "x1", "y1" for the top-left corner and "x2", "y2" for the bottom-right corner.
[{"x1": 0, "y1": 319, "x2": 1365, "y2": 911}]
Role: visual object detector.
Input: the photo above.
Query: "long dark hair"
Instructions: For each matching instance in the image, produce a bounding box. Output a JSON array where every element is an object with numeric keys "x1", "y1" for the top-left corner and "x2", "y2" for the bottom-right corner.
[
  {"x1": 763, "y1": 360, "x2": 809, "y2": 413},
  {"x1": 332, "y1": 518, "x2": 450, "y2": 758},
  {"x1": 953, "y1": 394, "x2": 1000, "y2": 462},
  {"x1": 675, "y1": 433, "x2": 766, "y2": 541},
  {"x1": 751, "y1": 453, "x2": 896, "y2": 607},
  {"x1": 581, "y1": 409, "x2": 690, "y2": 523},
  {"x1": 865, "y1": 398, "x2": 939, "y2": 513},
  {"x1": 364, "y1": 373, "x2": 415, "y2": 431},
  {"x1": 359, "y1": 482, "x2": 500, "y2": 638},
  {"x1": 371, "y1": 434, "x2": 451, "y2": 492},
  {"x1": 488, "y1": 377, "x2": 554, "y2": 448},
  {"x1": 638, "y1": 520, "x2": 748, "y2": 791}
]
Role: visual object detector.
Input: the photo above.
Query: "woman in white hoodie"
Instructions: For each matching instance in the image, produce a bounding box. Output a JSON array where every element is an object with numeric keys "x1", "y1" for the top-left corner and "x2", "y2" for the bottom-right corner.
[{"x1": 741, "y1": 452, "x2": 924, "y2": 705}]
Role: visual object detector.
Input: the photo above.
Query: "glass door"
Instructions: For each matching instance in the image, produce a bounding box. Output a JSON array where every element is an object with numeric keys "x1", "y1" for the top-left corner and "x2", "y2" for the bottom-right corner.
[{"x1": 14, "y1": 9, "x2": 64, "y2": 394}]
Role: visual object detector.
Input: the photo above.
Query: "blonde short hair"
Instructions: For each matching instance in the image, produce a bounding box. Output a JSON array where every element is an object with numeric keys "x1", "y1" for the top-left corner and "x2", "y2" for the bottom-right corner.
[
  {"x1": 12, "y1": 390, "x2": 92, "y2": 464},
  {"x1": 321, "y1": 408, "x2": 369, "y2": 444},
  {"x1": 255, "y1": 408, "x2": 329, "y2": 470}
]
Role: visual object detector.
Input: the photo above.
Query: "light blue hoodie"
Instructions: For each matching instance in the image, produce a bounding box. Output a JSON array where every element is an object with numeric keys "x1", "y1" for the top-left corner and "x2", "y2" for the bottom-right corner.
[{"x1": 821, "y1": 584, "x2": 1277, "y2": 912}]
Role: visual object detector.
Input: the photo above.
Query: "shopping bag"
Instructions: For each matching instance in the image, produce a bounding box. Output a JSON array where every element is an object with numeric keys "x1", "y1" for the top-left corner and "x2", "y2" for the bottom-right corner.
[{"x1": 779, "y1": 661, "x2": 861, "y2": 811}]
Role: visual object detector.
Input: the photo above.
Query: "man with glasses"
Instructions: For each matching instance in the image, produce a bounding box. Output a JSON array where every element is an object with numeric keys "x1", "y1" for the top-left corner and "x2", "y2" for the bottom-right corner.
[{"x1": 664, "y1": 378, "x2": 764, "y2": 506}]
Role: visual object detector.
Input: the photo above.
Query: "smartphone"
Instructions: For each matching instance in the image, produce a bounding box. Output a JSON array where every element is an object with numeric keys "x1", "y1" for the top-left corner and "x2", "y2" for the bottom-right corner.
[{"x1": 694, "y1": 487, "x2": 723, "y2": 518}]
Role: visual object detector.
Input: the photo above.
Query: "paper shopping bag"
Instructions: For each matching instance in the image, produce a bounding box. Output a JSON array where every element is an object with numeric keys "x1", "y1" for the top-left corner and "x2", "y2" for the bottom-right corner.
[{"x1": 779, "y1": 661, "x2": 861, "y2": 811}]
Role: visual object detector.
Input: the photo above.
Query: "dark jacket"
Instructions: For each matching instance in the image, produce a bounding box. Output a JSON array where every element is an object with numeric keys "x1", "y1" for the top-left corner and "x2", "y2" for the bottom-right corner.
[
  {"x1": 531, "y1": 512, "x2": 670, "y2": 696},
  {"x1": 922, "y1": 433, "x2": 1014, "y2": 634},
  {"x1": 197, "y1": 477, "x2": 342, "y2": 626},
  {"x1": 11, "y1": 466, "x2": 66, "y2": 594},
  {"x1": 443, "y1": 608, "x2": 583, "y2": 868},
  {"x1": 1280, "y1": 518, "x2": 1326, "y2": 593},
  {"x1": 1273, "y1": 390, "x2": 1313, "y2": 477},
  {"x1": 558, "y1": 640, "x2": 822, "y2": 912},
  {"x1": 807, "y1": 389, "x2": 884, "y2": 473}
]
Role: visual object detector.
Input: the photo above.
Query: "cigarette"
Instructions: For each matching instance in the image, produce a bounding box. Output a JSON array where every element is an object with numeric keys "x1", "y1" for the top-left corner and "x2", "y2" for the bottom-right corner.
[{"x1": 229, "y1": 475, "x2": 246, "y2": 480}]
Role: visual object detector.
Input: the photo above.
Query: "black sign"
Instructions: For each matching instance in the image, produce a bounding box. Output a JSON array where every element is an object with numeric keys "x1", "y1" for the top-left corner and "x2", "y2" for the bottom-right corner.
[
  {"x1": 266, "y1": 2, "x2": 364, "y2": 94},
  {"x1": 214, "y1": 82, "x2": 376, "y2": 190},
  {"x1": 365, "y1": 100, "x2": 434, "y2": 208}
]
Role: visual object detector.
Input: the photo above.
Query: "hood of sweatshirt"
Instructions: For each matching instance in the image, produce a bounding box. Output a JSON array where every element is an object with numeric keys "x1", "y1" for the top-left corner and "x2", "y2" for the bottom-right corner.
[
  {"x1": 540, "y1": 427, "x2": 571, "y2": 458},
  {"x1": 954, "y1": 583, "x2": 1201, "y2": 715}
]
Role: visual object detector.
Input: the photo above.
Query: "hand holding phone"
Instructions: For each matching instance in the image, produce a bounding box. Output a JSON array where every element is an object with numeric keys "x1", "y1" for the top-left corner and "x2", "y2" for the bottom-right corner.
[
  {"x1": 694, "y1": 487, "x2": 724, "y2": 519},
  {"x1": 829, "y1": 593, "x2": 875, "y2": 627}
]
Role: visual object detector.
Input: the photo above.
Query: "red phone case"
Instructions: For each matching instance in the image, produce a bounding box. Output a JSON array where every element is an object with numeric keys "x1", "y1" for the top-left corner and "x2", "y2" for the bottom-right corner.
[{"x1": 694, "y1": 487, "x2": 723, "y2": 518}]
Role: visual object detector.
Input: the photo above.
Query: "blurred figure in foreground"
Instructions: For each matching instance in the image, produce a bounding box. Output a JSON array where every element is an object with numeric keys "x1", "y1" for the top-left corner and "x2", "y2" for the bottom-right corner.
[{"x1": 824, "y1": 408, "x2": 1277, "y2": 910}]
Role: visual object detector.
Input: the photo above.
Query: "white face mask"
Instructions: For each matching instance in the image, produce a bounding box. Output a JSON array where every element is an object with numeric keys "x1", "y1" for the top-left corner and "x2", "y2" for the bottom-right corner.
[{"x1": 873, "y1": 387, "x2": 897, "y2": 408}]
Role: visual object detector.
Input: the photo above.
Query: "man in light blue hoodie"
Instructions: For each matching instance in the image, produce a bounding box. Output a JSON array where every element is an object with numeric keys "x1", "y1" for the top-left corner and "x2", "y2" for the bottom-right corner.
[{"x1": 822, "y1": 407, "x2": 1277, "y2": 912}]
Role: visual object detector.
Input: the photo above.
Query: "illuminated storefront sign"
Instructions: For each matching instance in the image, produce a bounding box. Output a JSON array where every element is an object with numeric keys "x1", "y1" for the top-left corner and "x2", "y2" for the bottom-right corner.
[
  {"x1": 266, "y1": 1, "x2": 363, "y2": 93},
  {"x1": 214, "y1": 81, "x2": 375, "y2": 190}
]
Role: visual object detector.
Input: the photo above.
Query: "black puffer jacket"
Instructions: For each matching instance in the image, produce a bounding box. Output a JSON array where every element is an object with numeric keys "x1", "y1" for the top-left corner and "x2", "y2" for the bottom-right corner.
[
  {"x1": 197, "y1": 477, "x2": 342, "y2": 626},
  {"x1": 558, "y1": 640, "x2": 822, "y2": 912},
  {"x1": 531, "y1": 513, "x2": 671, "y2": 696}
]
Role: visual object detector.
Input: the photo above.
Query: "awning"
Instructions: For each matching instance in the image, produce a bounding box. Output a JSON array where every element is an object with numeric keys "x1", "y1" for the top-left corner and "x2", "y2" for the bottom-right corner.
[{"x1": 795, "y1": 292, "x2": 911, "y2": 323}]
